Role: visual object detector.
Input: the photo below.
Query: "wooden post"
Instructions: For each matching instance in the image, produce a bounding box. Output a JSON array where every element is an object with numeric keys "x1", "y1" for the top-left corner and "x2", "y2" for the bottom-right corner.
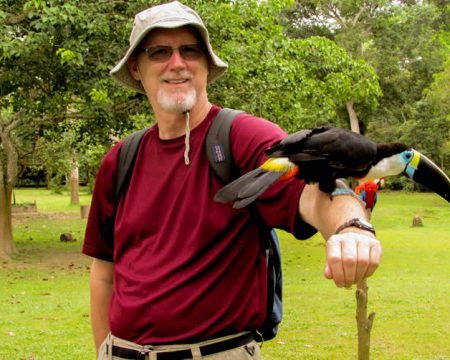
[
  {"x1": 356, "y1": 279, "x2": 376, "y2": 360},
  {"x1": 80, "y1": 204, "x2": 90, "y2": 219},
  {"x1": 70, "y1": 166, "x2": 80, "y2": 205}
]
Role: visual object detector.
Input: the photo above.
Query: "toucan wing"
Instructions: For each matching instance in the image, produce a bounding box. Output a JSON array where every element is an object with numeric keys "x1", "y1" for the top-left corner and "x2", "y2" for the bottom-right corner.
[
  {"x1": 267, "y1": 126, "x2": 377, "y2": 179},
  {"x1": 266, "y1": 126, "x2": 330, "y2": 157}
]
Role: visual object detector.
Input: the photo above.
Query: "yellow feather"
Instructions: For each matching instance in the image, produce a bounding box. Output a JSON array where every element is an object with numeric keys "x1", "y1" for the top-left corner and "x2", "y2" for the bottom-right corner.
[{"x1": 260, "y1": 158, "x2": 296, "y2": 172}]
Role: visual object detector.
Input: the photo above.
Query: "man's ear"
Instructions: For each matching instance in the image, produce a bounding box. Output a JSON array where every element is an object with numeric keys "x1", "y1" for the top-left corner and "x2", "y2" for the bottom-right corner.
[{"x1": 127, "y1": 57, "x2": 140, "y2": 80}]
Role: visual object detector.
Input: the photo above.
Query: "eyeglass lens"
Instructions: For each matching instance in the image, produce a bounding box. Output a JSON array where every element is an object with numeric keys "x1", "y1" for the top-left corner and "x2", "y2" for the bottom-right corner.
[{"x1": 145, "y1": 44, "x2": 204, "y2": 61}]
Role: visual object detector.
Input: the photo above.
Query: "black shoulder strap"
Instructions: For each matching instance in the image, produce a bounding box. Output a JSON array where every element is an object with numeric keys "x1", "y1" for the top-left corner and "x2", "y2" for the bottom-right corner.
[
  {"x1": 115, "y1": 128, "x2": 149, "y2": 199},
  {"x1": 205, "y1": 108, "x2": 244, "y2": 184}
]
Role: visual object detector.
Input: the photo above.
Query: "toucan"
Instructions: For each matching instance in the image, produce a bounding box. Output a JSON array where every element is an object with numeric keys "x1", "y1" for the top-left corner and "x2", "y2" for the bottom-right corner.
[{"x1": 214, "y1": 126, "x2": 450, "y2": 209}]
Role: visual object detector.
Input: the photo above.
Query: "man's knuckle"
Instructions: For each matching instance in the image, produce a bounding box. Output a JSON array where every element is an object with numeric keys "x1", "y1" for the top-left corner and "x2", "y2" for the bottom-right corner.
[
  {"x1": 328, "y1": 255, "x2": 341, "y2": 264},
  {"x1": 343, "y1": 256, "x2": 357, "y2": 266},
  {"x1": 358, "y1": 258, "x2": 370, "y2": 266}
]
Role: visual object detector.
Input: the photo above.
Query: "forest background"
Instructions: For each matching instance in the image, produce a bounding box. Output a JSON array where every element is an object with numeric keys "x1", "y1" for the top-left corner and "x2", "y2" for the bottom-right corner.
[{"x1": 1, "y1": 0, "x2": 449, "y2": 257}]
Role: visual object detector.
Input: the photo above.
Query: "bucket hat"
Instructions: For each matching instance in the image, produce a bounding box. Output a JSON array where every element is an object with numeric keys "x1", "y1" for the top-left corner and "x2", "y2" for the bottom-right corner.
[{"x1": 110, "y1": 1, "x2": 228, "y2": 93}]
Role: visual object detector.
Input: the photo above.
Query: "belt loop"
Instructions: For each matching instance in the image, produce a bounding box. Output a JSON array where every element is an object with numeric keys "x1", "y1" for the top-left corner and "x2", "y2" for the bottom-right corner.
[
  {"x1": 190, "y1": 345, "x2": 201, "y2": 360},
  {"x1": 149, "y1": 351, "x2": 157, "y2": 360}
]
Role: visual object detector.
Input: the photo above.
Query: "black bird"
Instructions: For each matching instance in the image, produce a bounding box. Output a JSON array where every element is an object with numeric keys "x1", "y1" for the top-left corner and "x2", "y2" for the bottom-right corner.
[{"x1": 214, "y1": 126, "x2": 450, "y2": 209}]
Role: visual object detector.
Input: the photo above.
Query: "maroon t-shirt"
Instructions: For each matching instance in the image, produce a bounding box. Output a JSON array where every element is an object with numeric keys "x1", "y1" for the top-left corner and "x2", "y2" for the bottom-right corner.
[{"x1": 83, "y1": 105, "x2": 316, "y2": 344}]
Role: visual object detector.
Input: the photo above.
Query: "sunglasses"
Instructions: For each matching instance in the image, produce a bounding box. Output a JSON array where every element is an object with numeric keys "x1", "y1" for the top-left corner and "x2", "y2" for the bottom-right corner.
[{"x1": 142, "y1": 43, "x2": 205, "y2": 62}]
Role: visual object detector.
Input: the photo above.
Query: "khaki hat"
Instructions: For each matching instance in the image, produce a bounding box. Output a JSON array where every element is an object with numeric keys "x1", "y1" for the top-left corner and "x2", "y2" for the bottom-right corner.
[{"x1": 110, "y1": 1, "x2": 228, "y2": 94}]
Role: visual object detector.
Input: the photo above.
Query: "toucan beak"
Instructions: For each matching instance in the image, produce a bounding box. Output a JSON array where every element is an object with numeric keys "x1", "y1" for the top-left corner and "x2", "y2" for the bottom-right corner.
[{"x1": 403, "y1": 150, "x2": 450, "y2": 202}]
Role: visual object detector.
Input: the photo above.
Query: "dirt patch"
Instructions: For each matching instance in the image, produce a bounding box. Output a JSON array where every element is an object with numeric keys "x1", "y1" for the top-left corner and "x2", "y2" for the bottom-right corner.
[
  {"x1": 1, "y1": 248, "x2": 91, "y2": 272},
  {"x1": 12, "y1": 203, "x2": 37, "y2": 213},
  {"x1": 12, "y1": 211, "x2": 80, "y2": 225},
  {"x1": 6, "y1": 211, "x2": 90, "y2": 270}
]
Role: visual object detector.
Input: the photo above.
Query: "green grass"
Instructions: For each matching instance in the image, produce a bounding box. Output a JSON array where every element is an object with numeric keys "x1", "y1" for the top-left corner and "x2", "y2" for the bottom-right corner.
[
  {"x1": 263, "y1": 192, "x2": 450, "y2": 360},
  {"x1": 12, "y1": 187, "x2": 92, "y2": 213},
  {"x1": 1, "y1": 189, "x2": 449, "y2": 359},
  {"x1": 2, "y1": 188, "x2": 93, "y2": 360}
]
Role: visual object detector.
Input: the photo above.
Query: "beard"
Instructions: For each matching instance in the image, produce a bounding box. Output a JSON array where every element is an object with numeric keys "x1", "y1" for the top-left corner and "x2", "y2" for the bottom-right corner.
[
  {"x1": 157, "y1": 74, "x2": 197, "y2": 113},
  {"x1": 157, "y1": 87, "x2": 197, "y2": 113}
]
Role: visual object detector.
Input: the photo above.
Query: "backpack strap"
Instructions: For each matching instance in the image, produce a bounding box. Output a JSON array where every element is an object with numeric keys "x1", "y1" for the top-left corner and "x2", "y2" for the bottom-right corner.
[
  {"x1": 115, "y1": 128, "x2": 149, "y2": 200},
  {"x1": 205, "y1": 108, "x2": 244, "y2": 184},
  {"x1": 205, "y1": 108, "x2": 282, "y2": 341}
]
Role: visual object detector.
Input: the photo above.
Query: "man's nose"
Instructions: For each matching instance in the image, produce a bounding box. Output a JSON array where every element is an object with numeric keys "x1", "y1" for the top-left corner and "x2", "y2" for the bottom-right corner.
[{"x1": 167, "y1": 49, "x2": 186, "y2": 69}]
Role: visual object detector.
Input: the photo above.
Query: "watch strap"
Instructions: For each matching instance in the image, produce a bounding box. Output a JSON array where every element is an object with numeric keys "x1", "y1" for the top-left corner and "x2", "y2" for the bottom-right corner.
[{"x1": 335, "y1": 218, "x2": 376, "y2": 235}]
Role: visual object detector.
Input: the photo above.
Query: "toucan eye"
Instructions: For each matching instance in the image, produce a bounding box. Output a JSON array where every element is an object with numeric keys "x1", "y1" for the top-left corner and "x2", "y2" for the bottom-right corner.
[{"x1": 401, "y1": 150, "x2": 414, "y2": 163}]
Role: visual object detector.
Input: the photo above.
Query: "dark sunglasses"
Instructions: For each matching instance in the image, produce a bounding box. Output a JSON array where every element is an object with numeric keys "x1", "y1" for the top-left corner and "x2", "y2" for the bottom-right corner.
[{"x1": 142, "y1": 43, "x2": 205, "y2": 62}]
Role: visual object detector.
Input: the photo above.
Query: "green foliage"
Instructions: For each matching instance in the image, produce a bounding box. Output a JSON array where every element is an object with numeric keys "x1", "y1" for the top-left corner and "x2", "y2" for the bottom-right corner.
[
  {"x1": 1, "y1": 0, "x2": 385, "y2": 192},
  {"x1": 283, "y1": 1, "x2": 449, "y2": 165},
  {"x1": 193, "y1": 0, "x2": 381, "y2": 132},
  {"x1": 362, "y1": 4, "x2": 449, "y2": 167},
  {"x1": 1, "y1": 0, "x2": 154, "y2": 184}
]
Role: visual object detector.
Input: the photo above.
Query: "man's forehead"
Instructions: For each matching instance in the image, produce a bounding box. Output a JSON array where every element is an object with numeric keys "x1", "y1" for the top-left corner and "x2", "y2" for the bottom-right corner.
[{"x1": 141, "y1": 26, "x2": 199, "y2": 46}]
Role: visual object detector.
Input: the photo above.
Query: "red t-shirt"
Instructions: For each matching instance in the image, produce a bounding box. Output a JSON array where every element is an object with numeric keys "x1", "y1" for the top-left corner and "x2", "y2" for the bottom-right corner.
[{"x1": 83, "y1": 105, "x2": 316, "y2": 344}]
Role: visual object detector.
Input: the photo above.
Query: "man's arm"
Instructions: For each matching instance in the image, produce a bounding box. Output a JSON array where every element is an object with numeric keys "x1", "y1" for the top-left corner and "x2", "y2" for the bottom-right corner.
[
  {"x1": 90, "y1": 258, "x2": 114, "y2": 356},
  {"x1": 299, "y1": 183, "x2": 382, "y2": 288}
]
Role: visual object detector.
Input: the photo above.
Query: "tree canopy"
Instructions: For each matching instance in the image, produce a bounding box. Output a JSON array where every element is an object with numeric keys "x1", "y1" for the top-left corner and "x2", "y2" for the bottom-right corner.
[{"x1": 283, "y1": 0, "x2": 450, "y2": 166}]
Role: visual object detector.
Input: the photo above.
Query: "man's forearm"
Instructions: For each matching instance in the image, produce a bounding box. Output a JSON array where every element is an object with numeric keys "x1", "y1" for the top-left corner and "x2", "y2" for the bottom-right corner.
[
  {"x1": 299, "y1": 183, "x2": 370, "y2": 239},
  {"x1": 90, "y1": 259, "x2": 114, "y2": 355}
]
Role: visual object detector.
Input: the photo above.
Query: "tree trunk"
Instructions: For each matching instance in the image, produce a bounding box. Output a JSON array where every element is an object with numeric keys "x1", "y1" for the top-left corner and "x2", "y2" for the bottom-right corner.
[
  {"x1": 0, "y1": 185, "x2": 16, "y2": 258},
  {"x1": 0, "y1": 111, "x2": 21, "y2": 258},
  {"x1": 69, "y1": 165, "x2": 79, "y2": 205},
  {"x1": 346, "y1": 100, "x2": 360, "y2": 133}
]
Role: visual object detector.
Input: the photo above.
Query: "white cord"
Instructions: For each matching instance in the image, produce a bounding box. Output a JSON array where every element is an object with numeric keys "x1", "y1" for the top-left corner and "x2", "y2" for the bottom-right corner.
[{"x1": 184, "y1": 111, "x2": 191, "y2": 165}]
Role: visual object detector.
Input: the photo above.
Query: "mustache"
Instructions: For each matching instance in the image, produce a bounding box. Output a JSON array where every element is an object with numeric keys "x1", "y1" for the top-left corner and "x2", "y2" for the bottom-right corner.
[{"x1": 161, "y1": 71, "x2": 193, "y2": 81}]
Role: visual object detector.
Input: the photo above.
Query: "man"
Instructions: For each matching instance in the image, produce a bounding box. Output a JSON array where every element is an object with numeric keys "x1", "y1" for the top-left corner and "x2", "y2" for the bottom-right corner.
[{"x1": 83, "y1": 2, "x2": 382, "y2": 359}]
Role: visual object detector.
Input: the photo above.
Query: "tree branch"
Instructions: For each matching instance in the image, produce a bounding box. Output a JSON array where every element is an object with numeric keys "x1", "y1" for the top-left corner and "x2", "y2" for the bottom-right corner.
[
  {"x1": 327, "y1": 4, "x2": 346, "y2": 28},
  {"x1": 41, "y1": 113, "x2": 97, "y2": 123},
  {"x1": 1, "y1": 12, "x2": 28, "y2": 26},
  {"x1": 15, "y1": 63, "x2": 51, "y2": 95},
  {"x1": 352, "y1": 7, "x2": 366, "y2": 27},
  {"x1": 356, "y1": 279, "x2": 376, "y2": 360}
]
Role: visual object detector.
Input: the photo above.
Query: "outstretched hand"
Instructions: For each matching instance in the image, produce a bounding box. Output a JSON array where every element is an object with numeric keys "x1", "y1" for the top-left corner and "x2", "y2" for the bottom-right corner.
[{"x1": 324, "y1": 231, "x2": 382, "y2": 288}]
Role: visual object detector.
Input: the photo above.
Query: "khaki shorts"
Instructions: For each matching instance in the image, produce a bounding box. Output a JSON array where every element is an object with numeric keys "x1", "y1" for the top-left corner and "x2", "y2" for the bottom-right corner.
[{"x1": 98, "y1": 332, "x2": 262, "y2": 360}]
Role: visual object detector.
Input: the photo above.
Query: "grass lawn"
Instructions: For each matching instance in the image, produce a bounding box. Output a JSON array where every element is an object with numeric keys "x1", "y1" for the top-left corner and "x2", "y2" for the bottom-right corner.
[{"x1": 1, "y1": 189, "x2": 449, "y2": 359}]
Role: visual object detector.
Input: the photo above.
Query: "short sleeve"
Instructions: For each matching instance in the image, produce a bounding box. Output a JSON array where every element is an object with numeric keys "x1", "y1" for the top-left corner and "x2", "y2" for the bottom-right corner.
[
  {"x1": 230, "y1": 114, "x2": 317, "y2": 240},
  {"x1": 82, "y1": 143, "x2": 122, "y2": 261}
]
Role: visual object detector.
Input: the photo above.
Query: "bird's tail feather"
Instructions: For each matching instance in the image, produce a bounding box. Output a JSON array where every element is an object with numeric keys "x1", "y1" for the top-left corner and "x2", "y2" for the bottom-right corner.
[
  {"x1": 233, "y1": 171, "x2": 285, "y2": 209},
  {"x1": 214, "y1": 168, "x2": 265, "y2": 203},
  {"x1": 214, "y1": 169, "x2": 284, "y2": 208}
]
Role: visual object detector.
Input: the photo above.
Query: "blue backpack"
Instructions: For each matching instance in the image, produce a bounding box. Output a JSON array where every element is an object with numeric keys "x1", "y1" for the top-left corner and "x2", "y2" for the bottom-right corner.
[{"x1": 115, "y1": 108, "x2": 283, "y2": 341}]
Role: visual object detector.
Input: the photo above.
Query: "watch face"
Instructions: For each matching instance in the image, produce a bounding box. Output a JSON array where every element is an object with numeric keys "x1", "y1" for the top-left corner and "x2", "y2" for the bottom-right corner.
[
  {"x1": 336, "y1": 218, "x2": 375, "y2": 235},
  {"x1": 358, "y1": 219, "x2": 372, "y2": 228}
]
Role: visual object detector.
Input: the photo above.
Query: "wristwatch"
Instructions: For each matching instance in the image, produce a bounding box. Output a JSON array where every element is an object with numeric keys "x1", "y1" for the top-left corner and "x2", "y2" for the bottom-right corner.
[{"x1": 335, "y1": 218, "x2": 376, "y2": 235}]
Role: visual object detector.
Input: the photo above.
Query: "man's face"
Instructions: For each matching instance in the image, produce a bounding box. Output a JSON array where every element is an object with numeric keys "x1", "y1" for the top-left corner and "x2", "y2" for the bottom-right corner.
[{"x1": 129, "y1": 26, "x2": 209, "y2": 114}]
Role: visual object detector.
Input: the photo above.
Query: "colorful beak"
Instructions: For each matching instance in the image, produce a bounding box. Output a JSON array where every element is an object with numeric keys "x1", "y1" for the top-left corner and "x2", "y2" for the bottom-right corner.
[{"x1": 403, "y1": 150, "x2": 450, "y2": 202}]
